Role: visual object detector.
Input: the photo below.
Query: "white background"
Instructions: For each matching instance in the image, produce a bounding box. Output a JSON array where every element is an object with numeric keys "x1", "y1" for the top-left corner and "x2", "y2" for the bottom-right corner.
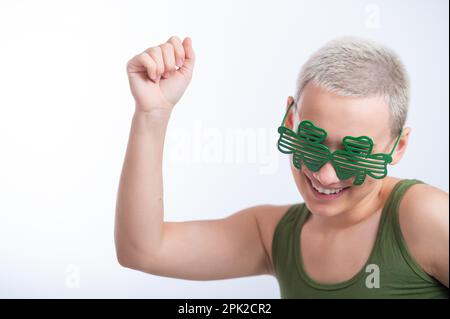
[{"x1": 0, "y1": 0, "x2": 448, "y2": 298}]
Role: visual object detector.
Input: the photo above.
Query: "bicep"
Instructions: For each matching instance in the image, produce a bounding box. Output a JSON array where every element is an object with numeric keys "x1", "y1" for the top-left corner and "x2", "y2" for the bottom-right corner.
[{"x1": 135, "y1": 206, "x2": 271, "y2": 280}]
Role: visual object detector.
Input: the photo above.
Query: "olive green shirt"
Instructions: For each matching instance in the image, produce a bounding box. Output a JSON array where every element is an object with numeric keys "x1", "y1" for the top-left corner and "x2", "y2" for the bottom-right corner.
[{"x1": 272, "y1": 179, "x2": 448, "y2": 298}]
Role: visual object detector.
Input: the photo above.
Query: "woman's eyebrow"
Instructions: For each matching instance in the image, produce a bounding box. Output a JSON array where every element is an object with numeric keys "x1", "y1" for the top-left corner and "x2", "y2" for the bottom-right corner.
[
  {"x1": 299, "y1": 120, "x2": 378, "y2": 148},
  {"x1": 325, "y1": 136, "x2": 377, "y2": 149}
]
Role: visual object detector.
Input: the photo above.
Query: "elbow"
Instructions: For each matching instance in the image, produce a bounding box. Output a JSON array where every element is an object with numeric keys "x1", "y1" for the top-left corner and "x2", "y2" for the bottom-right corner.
[
  {"x1": 114, "y1": 227, "x2": 142, "y2": 270},
  {"x1": 115, "y1": 244, "x2": 158, "y2": 273},
  {"x1": 114, "y1": 224, "x2": 162, "y2": 272},
  {"x1": 115, "y1": 240, "x2": 142, "y2": 270},
  {"x1": 116, "y1": 248, "x2": 146, "y2": 271},
  {"x1": 116, "y1": 250, "x2": 135, "y2": 269},
  {"x1": 114, "y1": 234, "x2": 139, "y2": 269}
]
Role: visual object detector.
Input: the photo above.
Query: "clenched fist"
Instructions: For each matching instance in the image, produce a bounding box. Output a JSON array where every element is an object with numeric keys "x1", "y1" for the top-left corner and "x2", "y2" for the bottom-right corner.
[{"x1": 126, "y1": 35, "x2": 195, "y2": 113}]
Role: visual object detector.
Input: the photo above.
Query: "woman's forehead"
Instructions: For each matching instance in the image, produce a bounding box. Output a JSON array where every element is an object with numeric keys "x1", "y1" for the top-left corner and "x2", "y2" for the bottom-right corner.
[
  {"x1": 297, "y1": 86, "x2": 391, "y2": 143},
  {"x1": 297, "y1": 111, "x2": 389, "y2": 146}
]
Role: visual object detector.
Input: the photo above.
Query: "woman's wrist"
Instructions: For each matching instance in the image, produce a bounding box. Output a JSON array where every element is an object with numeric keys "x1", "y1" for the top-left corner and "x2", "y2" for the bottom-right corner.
[{"x1": 132, "y1": 107, "x2": 172, "y2": 134}]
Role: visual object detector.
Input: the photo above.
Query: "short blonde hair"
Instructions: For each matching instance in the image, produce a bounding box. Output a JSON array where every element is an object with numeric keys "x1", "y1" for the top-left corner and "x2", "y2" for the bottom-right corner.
[{"x1": 294, "y1": 37, "x2": 409, "y2": 138}]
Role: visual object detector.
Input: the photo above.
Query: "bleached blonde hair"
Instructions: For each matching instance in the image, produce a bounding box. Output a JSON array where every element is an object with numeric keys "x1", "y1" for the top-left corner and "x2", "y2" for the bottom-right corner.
[{"x1": 294, "y1": 37, "x2": 410, "y2": 138}]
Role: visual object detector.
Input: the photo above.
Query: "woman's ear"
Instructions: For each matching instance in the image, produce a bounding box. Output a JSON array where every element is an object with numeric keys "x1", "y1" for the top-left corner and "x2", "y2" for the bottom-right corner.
[
  {"x1": 284, "y1": 96, "x2": 296, "y2": 130},
  {"x1": 391, "y1": 127, "x2": 411, "y2": 165}
]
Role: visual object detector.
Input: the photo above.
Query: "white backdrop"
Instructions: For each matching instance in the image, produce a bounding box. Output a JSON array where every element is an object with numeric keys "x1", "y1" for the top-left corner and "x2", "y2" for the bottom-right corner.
[{"x1": 0, "y1": 0, "x2": 448, "y2": 298}]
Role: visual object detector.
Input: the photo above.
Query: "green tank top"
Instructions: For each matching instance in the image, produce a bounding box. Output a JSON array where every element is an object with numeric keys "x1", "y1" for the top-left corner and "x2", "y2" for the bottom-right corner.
[{"x1": 272, "y1": 179, "x2": 449, "y2": 298}]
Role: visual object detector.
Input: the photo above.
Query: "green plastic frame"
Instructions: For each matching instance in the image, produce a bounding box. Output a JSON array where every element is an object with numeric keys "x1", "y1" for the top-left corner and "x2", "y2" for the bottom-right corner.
[{"x1": 277, "y1": 101, "x2": 403, "y2": 185}]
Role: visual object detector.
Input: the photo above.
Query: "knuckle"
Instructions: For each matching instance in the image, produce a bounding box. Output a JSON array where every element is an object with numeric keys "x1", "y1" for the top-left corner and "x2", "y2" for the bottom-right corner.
[
  {"x1": 160, "y1": 42, "x2": 172, "y2": 51},
  {"x1": 137, "y1": 52, "x2": 148, "y2": 63},
  {"x1": 147, "y1": 46, "x2": 161, "y2": 56},
  {"x1": 168, "y1": 36, "x2": 182, "y2": 47},
  {"x1": 168, "y1": 35, "x2": 180, "y2": 43}
]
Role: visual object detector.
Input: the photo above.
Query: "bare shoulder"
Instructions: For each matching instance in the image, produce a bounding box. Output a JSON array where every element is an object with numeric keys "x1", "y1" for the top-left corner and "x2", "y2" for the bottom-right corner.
[
  {"x1": 398, "y1": 182, "x2": 449, "y2": 282},
  {"x1": 253, "y1": 203, "x2": 294, "y2": 275},
  {"x1": 399, "y1": 182, "x2": 449, "y2": 230}
]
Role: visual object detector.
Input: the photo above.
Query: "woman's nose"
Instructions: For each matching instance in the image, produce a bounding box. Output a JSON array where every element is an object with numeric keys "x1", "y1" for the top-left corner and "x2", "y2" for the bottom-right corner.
[{"x1": 312, "y1": 161, "x2": 340, "y2": 186}]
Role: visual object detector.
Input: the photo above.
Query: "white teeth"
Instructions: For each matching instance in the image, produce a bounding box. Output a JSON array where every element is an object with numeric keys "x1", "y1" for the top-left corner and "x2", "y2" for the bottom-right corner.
[{"x1": 311, "y1": 181, "x2": 344, "y2": 195}]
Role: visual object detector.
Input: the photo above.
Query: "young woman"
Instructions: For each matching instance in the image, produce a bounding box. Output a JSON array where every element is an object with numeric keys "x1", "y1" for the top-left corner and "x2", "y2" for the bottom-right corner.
[{"x1": 115, "y1": 35, "x2": 448, "y2": 298}]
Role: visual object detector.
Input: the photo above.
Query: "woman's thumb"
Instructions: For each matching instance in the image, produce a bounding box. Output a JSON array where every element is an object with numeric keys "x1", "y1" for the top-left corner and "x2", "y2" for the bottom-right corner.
[{"x1": 181, "y1": 37, "x2": 195, "y2": 73}]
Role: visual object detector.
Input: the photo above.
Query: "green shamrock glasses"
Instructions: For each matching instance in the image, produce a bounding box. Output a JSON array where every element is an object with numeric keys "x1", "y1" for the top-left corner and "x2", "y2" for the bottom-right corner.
[{"x1": 276, "y1": 101, "x2": 403, "y2": 185}]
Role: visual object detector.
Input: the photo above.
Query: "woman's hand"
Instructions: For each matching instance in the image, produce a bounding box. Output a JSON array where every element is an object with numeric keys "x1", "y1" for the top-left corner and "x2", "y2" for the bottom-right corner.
[{"x1": 126, "y1": 35, "x2": 195, "y2": 113}]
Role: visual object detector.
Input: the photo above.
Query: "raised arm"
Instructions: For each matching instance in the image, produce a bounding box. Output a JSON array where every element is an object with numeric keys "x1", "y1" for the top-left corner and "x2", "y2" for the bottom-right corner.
[{"x1": 114, "y1": 35, "x2": 279, "y2": 280}]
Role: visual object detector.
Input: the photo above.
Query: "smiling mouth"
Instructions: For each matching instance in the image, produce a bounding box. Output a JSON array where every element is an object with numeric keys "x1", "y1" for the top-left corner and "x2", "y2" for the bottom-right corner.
[{"x1": 304, "y1": 174, "x2": 351, "y2": 196}]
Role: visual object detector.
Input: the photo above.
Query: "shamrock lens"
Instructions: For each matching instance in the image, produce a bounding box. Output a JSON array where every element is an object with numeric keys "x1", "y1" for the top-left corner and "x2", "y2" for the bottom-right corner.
[{"x1": 276, "y1": 101, "x2": 402, "y2": 186}]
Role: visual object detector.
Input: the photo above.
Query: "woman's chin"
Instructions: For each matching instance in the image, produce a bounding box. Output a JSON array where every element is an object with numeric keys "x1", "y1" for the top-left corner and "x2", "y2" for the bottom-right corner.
[
  {"x1": 304, "y1": 201, "x2": 343, "y2": 217},
  {"x1": 298, "y1": 175, "x2": 349, "y2": 217}
]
